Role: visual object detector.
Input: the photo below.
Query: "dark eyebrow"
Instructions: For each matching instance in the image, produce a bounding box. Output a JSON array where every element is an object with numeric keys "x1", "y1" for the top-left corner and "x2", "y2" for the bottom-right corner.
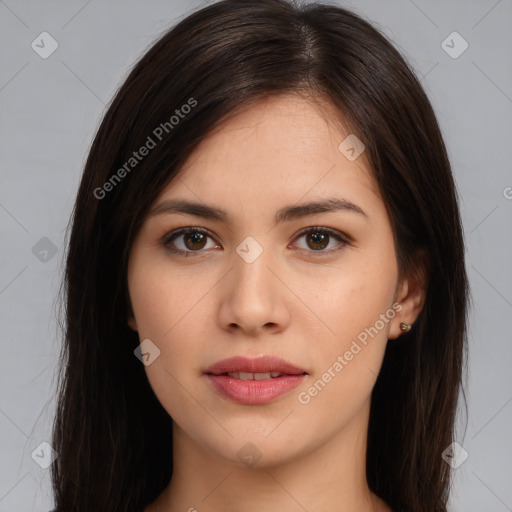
[{"x1": 147, "y1": 197, "x2": 367, "y2": 225}]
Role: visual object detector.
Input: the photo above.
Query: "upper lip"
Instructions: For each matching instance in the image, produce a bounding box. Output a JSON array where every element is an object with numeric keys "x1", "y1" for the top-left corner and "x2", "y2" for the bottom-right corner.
[{"x1": 205, "y1": 356, "x2": 308, "y2": 375}]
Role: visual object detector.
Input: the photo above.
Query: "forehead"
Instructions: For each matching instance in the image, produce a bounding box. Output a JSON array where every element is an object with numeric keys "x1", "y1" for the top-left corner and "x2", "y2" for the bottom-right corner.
[
  {"x1": 155, "y1": 94, "x2": 382, "y2": 218},
  {"x1": 182, "y1": 94, "x2": 369, "y2": 168}
]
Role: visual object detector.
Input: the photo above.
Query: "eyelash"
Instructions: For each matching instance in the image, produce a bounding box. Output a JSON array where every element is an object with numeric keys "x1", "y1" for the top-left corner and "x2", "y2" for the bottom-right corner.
[{"x1": 161, "y1": 226, "x2": 350, "y2": 258}]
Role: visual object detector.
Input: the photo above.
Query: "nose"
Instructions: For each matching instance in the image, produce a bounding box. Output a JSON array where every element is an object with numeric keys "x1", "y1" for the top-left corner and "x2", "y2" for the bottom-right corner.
[{"x1": 217, "y1": 245, "x2": 291, "y2": 336}]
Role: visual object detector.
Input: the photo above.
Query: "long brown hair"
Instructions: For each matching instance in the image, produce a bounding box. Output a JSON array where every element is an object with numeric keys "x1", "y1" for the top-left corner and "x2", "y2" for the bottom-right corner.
[{"x1": 51, "y1": 1, "x2": 469, "y2": 510}]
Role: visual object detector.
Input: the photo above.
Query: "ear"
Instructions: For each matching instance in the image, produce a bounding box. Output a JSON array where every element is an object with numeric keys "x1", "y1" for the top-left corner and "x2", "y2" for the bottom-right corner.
[
  {"x1": 127, "y1": 300, "x2": 138, "y2": 332},
  {"x1": 388, "y1": 249, "x2": 429, "y2": 339},
  {"x1": 128, "y1": 315, "x2": 138, "y2": 332}
]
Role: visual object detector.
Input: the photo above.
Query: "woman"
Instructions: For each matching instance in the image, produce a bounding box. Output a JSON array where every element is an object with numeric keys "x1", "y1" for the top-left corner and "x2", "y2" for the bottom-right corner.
[{"x1": 50, "y1": 1, "x2": 469, "y2": 511}]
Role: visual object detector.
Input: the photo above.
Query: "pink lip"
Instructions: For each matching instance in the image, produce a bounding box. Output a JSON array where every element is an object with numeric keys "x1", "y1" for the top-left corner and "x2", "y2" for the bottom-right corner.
[
  {"x1": 205, "y1": 355, "x2": 307, "y2": 375},
  {"x1": 204, "y1": 356, "x2": 308, "y2": 405}
]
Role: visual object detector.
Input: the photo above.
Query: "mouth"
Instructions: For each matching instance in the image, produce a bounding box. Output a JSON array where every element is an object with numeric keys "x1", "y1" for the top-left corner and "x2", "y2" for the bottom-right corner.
[
  {"x1": 211, "y1": 370, "x2": 305, "y2": 380},
  {"x1": 204, "y1": 356, "x2": 308, "y2": 405},
  {"x1": 205, "y1": 355, "x2": 308, "y2": 376}
]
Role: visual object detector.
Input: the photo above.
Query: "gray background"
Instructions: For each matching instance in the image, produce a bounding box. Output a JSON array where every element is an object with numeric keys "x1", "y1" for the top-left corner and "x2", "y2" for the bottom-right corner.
[{"x1": 1, "y1": 0, "x2": 511, "y2": 510}]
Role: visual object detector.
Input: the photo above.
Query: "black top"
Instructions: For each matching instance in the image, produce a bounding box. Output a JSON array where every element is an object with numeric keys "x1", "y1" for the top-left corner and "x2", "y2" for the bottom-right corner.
[
  {"x1": 50, "y1": 509, "x2": 403, "y2": 511},
  {"x1": 50, "y1": 508, "x2": 406, "y2": 511}
]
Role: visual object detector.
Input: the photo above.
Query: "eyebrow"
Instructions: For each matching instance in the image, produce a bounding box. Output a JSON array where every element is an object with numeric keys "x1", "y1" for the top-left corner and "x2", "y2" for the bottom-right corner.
[{"x1": 147, "y1": 197, "x2": 367, "y2": 225}]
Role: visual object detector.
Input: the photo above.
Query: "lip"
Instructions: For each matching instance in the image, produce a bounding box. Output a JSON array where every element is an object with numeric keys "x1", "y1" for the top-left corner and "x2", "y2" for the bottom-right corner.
[
  {"x1": 205, "y1": 355, "x2": 307, "y2": 375},
  {"x1": 204, "y1": 356, "x2": 308, "y2": 405}
]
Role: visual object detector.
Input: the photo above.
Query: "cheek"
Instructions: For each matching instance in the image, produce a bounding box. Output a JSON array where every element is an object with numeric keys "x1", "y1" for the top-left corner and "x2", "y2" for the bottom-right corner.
[
  {"x1": 128, "y1": 262, "x2": 204, "y2": 418},
  {"x1": 128, "y1": 257, "x2": 213, "y2": 374},
  {"x1": 303, "y1": 249, "x2": 397, "y2": 397},
  {"x1": 307, "y1": 250, "x2": 397, "y2": 343},
  {"x1": 128, "y1": 252, "x2": 196, "y2": 337}
]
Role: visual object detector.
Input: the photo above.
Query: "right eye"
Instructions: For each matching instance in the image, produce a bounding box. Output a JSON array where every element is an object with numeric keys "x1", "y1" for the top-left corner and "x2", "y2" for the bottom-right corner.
[{"x1": 162, "y1": 227, "x2": 220, "y2": 257}]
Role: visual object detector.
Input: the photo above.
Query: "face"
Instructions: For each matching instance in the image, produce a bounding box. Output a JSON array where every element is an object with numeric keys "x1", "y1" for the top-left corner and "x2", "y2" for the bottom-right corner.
[{"x1": 127, "y1": 94, "x2": 415, "y2": 468}]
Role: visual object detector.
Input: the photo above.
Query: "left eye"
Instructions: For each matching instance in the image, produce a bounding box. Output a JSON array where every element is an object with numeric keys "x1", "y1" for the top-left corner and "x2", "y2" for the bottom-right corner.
[
  {"x1": 293, "y1": 227, "x2": 348, "y2": 253},
  {"x1": 162, "y1": 227, "x2": 348, "y2": 257}
]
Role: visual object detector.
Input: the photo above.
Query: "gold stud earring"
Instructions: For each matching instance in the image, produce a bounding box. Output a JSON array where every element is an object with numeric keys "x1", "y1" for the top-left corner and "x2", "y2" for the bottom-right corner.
[{"x1": 400, "y1": 322, "x2": 412, "y2": 333}]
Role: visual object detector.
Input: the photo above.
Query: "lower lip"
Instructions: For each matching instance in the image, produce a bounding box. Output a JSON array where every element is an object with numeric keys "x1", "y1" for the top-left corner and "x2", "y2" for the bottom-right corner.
[{"x1": 206, "y1": 373, "x2": 307, "y2": 405}]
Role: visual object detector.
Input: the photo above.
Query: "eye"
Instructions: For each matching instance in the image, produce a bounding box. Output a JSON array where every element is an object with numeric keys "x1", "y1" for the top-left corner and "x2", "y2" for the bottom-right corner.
[
  {"x1": 162, "y1": 227, "x2": 219, "y2": 257},
  {"x1": 292, "y1": 226, "x2": 349, "y2": 255},
  {"x1": 161, "y1": 226, "x2": 350, "y2": 258}
]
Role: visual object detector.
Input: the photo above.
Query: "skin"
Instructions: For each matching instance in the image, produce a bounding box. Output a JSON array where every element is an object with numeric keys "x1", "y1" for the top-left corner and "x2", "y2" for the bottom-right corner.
[{"x1": 127, "y1": 94, "x2": 426, "y2": 512}]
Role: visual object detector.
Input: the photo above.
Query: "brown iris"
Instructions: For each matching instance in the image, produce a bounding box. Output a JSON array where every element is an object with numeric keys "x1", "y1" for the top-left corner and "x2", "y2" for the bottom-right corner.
[
  {"x1": 184, "y1": 232, "x2": 207, "y2": 250},
  {"x1": 306, "y1": 231, "x2": 329, "y2": 250}
]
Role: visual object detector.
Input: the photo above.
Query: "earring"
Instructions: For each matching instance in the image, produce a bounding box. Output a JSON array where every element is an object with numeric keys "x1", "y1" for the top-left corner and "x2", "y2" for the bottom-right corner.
[{"x1": 400, "y1": 322, "x2": 412, "y2": 333}]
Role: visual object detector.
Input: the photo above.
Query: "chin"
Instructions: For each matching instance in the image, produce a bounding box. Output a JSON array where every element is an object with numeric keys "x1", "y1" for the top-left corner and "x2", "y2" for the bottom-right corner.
[{"x1": 197, "y1": 427, "x2": 311, "y2": 470}]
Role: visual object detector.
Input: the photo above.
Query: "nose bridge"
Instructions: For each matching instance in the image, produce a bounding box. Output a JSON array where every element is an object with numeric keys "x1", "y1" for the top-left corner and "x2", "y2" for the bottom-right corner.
[
  {"x1": 220, "y1": 234, "x2": 284, "y2": 331},
  {"x1": 233, "y1": 234, "x2": 275, "y2": 300}
]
